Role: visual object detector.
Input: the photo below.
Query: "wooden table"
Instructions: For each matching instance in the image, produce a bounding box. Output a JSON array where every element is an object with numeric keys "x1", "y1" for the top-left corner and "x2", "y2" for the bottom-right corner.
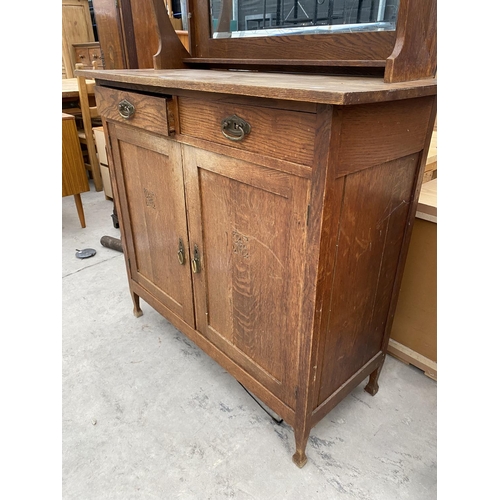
[
  {"x1": 62, "y1": 77, "x2": 94, "y2": 100},
  {"x1": 62, "y1": 78, "x2": 96, "y2": 116}
]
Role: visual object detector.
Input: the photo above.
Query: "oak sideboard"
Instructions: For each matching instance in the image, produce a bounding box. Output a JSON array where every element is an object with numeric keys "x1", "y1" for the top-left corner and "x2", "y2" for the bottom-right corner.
[
  {"x1": 78, "y1": 0, "x2": 437, "y2": 467},
  {"x1": 76, "y1": 67, "x2": 435, "y2": 466}
]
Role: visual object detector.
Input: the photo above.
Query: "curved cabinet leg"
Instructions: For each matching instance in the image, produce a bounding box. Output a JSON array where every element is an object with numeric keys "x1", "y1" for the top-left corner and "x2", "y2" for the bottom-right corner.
[
  {"x1": 132, "y1": 292, "x2": 143, "y2": 318},
  {"x1": 364, "y1": 364, "x2": 382, "y2": 396}
]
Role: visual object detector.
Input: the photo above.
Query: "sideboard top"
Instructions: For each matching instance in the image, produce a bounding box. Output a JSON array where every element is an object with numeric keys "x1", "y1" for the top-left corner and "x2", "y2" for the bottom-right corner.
[{"x1": 75, "y1": 69, "x2": 437, "y2": 105}]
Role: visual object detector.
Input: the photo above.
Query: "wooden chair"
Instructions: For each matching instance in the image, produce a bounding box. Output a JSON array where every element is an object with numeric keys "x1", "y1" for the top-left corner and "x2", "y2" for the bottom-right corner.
[
  {"x1": 75, "y1": 62, "x2": 103, "y2": 191},
  {"x1": 62, "y1": 113, "x2": 90, "y2": 227}
]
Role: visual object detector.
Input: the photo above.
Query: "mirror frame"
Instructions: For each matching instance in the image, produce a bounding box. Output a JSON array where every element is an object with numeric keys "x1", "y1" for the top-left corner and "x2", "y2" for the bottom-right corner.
[{"x1": 150, "y1": 0, "x2": 436, "y2": 83}]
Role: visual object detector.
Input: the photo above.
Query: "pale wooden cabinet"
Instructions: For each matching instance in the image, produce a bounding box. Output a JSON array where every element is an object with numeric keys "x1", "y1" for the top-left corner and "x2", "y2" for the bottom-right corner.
[{"x1": 62, "y1": 0, "x2": 95, "y2": 78}]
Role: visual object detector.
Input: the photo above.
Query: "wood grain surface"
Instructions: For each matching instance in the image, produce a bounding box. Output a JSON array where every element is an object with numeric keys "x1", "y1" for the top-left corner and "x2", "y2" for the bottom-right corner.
[
  {"x1": 97, "y1": 76, "x2": 437, "y2": 466},
  {"x1": 96, "y1": 85, "x2": 171, "y2": 136},
  {"x1": 108, "y1": 123, "x2": 195, "y2": 327},
  {"x1": 182, "y1": 145, "x2": 309, "y2": 409},
  {"x1": 178, "y1": 96, "x2": 316, "y2": 166},
  {"x1": 75, "y1": 68, "x2": 436, "y2": 105}
]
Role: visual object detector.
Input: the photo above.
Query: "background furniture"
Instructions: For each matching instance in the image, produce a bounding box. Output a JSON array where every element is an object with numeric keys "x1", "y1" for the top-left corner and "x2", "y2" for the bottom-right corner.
[
  {"x1": 93, "y1": 126, "x2": 113, "y2": 199},
  {"x1": 389, "y1": 178, "x2": 437, "y2": 379},
  {"x1": 62, "y1": 77, "x2": 85, "y2": 116},
  {"x1": 75, "y1": 63, "x2": 103, "y2": 191},
  {"x1": 62, "y1": 0, "x2": 95, "y2": 78},
  {"x1": 79, "y1": 0, "x2": 436, "y2": 467},
  {"x1": 423, "y1": 126, "x2": 437, "y2": 182},
  {"x1": 92, "y1": 0, "x2": 189, "y2": 69},
  {"x1": 73, "y1": 41, "x2": 104, "y2": 70},
  {"x1": 62, "y1": 113, "x2": 90, "y2": 227}
]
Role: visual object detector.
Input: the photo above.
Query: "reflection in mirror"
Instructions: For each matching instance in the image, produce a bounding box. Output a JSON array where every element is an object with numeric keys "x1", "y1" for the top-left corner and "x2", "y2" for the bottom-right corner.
[{"x1": 211, "y1": 0, "x2": 399, "y2": 38}]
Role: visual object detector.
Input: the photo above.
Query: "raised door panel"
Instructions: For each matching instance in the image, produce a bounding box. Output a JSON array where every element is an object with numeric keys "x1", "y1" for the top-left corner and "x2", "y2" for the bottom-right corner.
[
  {"x1": 108, "y1": 123, "x2": 194, "y2": 327},
  {"x1": 183, "y1": 145, "x2": 310, "y2": 409}
]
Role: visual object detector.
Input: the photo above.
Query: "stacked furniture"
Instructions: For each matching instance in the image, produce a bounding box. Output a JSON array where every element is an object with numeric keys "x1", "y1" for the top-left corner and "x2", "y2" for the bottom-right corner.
[
  {"x1": 62, "y1": 0, "x2": 96, "y2": 78},
  {"x1": 73, "y1": 42, "x2": 104, "y2": 70}
]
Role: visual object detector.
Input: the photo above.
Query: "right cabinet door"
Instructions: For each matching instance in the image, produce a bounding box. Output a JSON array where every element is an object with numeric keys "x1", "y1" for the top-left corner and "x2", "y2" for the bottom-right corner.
[{"x1": 182, "y1": 146, "x2": 310, "y2": 409}]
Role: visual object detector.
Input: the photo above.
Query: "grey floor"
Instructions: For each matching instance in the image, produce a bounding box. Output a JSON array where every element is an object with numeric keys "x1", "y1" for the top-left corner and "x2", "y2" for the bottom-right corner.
[{"x1": 62, "y1": 183, "x2": 437, "y2": 500}]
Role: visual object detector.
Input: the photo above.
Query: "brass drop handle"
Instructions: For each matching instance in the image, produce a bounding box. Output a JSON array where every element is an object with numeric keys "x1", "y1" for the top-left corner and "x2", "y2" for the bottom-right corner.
[
  {"x1": 221, "y1": 114, "x2": 251, "y2": 142},
  {"x1": 118, "y1": 99, "x2": 135, "y2": 119},
  {"x1": 191, "y1": 245, "x2": 201, "y2": 274},
  {"x1": 177, "y1": 238, "x2": 185, "y2": 265}
]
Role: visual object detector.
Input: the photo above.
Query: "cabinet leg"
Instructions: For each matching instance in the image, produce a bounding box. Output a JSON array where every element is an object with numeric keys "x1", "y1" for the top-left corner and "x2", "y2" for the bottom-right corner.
[
  {"x1": 132, "y1": 292, "x2": 143, "y2": 318},
  {"x1": 364, "y1": 365, "x2": 382, "y2": 396},
  {"x1": 73, "y1": 193, "x2": 86, "y2": 228},
  {"x1": 292, "y1": 428, "x2": 310, "y2": 468}
]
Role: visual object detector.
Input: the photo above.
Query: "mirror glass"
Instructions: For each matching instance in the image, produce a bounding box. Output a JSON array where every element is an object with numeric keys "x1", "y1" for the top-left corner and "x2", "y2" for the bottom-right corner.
[{"x1": 210, "y1": 0, "x2": 399, "y2": 38}]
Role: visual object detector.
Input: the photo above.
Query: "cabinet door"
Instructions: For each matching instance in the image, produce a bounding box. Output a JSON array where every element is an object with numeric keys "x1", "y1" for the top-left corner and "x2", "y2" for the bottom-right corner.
[
  {"x1": 108, "y1": 123, "x2": 194, "y2": 327},
  {"x1": 183, "y1": 146, "x2": 310, "y2": 408}
]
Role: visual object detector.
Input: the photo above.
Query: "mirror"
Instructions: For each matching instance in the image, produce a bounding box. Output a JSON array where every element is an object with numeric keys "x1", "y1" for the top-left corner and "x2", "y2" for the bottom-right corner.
[{"x1": 211, "y1": 0, "x2": 399, "y2": 38}]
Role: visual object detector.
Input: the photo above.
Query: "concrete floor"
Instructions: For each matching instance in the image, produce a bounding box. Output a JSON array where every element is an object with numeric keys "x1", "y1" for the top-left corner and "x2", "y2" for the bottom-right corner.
[{"x1": 62, "y1": 183, "x2": 437, "y2": 500}]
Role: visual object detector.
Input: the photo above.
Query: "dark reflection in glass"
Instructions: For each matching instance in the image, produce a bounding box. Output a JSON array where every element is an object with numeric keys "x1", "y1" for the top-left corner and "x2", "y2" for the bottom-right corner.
[{"x1": 210, "y1": 0, "x2": 399, "y2": 38}]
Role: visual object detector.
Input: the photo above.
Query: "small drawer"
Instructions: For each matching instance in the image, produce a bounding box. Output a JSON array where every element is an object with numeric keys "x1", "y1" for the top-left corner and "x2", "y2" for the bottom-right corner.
[
  {"x1": 88, "y1": 48, "x2": 103, "y2": 67},
  {"x1": 95, "y1": 86, "x2": 173, "y2": 137},
  {"x1": 178, "y1": 97, "x2": 316, "y2": 166},
  {"x1": 75, "y1": 48, "x2": 89, "y2": 66}
]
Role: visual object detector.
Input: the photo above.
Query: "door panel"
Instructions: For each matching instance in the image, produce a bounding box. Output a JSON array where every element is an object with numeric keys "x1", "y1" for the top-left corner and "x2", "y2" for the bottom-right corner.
[
  {"x1": 109, "y1": 123, "x2": 194, "y2": 327},
  {"x1": 183, "y1": 145, "x2": 309, "y2": 408}
]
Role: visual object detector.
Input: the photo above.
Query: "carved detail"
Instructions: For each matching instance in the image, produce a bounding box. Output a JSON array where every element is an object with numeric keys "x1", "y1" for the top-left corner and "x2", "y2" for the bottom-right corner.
[
  {"x1": 144, "y1": 188, "x2": 156, "y2": 209},
  {"x1": 232, "y1": 230, "x2": 249, "y2": 259}
]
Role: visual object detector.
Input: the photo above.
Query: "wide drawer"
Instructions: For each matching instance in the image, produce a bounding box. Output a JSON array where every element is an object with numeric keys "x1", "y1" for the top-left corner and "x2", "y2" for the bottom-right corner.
[
  {"x1": 95, "y1": 86, "x2": 173, "y2": 137},
  {"x1": 178, "y1": 97, "x2": 316, "y2": 166}
]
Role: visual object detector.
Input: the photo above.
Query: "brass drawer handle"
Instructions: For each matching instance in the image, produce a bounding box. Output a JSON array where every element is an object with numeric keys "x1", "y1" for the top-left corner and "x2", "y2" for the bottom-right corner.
[
  {"x1": 177, "y1": 238, "x2": 185, "y2": 265},
  {"x1": 118, "y1": 99, "x2": 135, "y2": 119},
  {"x1": 221, "y1": 115, "x2": 251, "y2": 142},
  {"x1": 191, "y1": 244, "x2": 201, "y2": 274}
]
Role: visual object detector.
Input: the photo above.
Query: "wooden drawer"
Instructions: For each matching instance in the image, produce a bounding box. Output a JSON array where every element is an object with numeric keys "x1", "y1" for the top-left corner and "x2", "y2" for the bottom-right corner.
[
  {"x1": 73, "y1": 43, "x2": 104, "y2": 70},
  {"x1": 178, "y1": 97, "x2": 316, "y2": 166},
  {"x1": 88, "y1": 47, "x2": 103, "y2": 67},
  {"x1": 75, "y1": 47, "x2": 90, "y2": 66},
  {"x1": 95, "y1": 86, "x2": 173, "y2": 137}
]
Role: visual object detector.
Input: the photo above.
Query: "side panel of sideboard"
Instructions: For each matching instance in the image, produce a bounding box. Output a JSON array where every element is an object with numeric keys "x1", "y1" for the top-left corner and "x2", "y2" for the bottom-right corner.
[{"x1": 311, "y1": 96, "x2": 437, "y2": 413}]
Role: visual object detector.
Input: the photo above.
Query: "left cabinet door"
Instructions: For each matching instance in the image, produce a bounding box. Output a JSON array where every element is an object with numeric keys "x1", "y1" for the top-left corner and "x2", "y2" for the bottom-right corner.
[{"x1": 108, "y1": 122, "x2": 195, "y2": 327}]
